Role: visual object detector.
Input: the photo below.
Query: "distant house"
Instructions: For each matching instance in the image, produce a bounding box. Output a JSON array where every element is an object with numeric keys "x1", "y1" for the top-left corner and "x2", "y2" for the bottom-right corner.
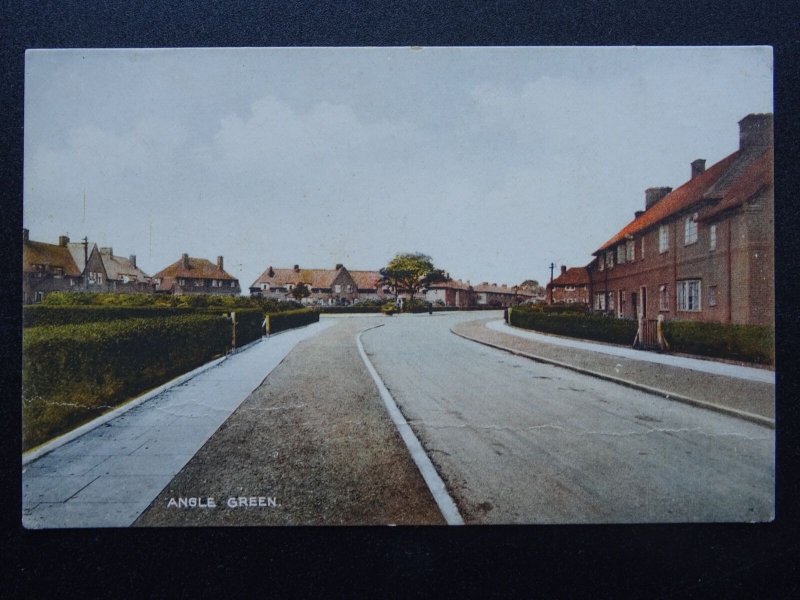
[
  {"x1": 546, "y1": 265, "x2": 589, "y2": 305},
  {"x1": 423, "y1": 279, "x2": 473, "y2": 307},
  {"x1": 472, "y1": 282, "x2": 523, "y2": 308},
  {"x1": 153, "y1": 254, "x2": 240, "y2": 296},
  {"x1": 587, "y1": 113, "x2": 773, "y2": 326},
  {"x1": 249, "y1": 264, "x2": 381, "y2": 305},
  {"x1": 22, "y1": 230, "x2": 82, "y2": 303},
  {"x1": 97, "y1": 248, "x2": 154, "y2": 293}
]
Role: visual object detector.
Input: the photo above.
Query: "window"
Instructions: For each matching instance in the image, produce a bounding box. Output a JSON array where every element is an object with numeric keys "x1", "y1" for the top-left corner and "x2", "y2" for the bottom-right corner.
[
  {"x1": 608, "y1": 291, "x2": 615, "y2": 311},
  {"x1": 262, "y1": 283, "x2": 269, "y2": 291},
  {"x1": 564, "y1": 285, "x2": 576, "y2": 292},
  {"x1": 708, "y1": 285, "x2": 718, "y2": 307},
  {"x1": 231, "y1": 281, "x2": 237, "y2": 288},
  {"x1": 594, "y1": 293, "x2": 606, "y2": 311},
  {"x1": 617, "y1": 245, "x2": 626, "y2": 264},
  {"x1": 598, "y1": 257, "x2": 604, "y2": 271},
  {"x1": 641, "y1": 236, "x2": 645, "y2": 260},
  {"x1": 684, "y1": 213, "x2": 698, "y2": 245},
  {"x1": 659, "y1": 225, "x2": 669, "y2": 253},
  {"x1": 625, "y1": 240, "x2": 635, "y2": 262},
  {"x1": 677, "y1": 280, "x2": 701, "y2": 312},
  {"x1": 347, "y1": 284, "x2": 353, "y2": 292},
  {"x1": 334, "y1": 284, "x2": 341, "y2": 293},
  {"x1": 710, "y1": 224, "x2": 717, "y2": 250},
  {"x1": 659, "y1": 284, "x2": 669, "y2": 311},
  {"x1": 606, "y1": 251, "x2": 614, "y2": 269}
]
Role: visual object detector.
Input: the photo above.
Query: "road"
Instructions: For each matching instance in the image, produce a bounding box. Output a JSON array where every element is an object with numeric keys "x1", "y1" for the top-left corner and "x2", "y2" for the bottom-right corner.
[{"x1": 361, "y1": 312, "x2": 774, "y2": 523}]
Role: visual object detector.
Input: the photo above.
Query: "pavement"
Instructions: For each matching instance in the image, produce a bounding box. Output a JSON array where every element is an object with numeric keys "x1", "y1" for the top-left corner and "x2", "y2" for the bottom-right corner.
[
  {"x1": 21, "y1": 320, "x2": 335, "y2": 528},
  {"x1": 452, "y1": 318, "x2": 774, "y2": 426}
]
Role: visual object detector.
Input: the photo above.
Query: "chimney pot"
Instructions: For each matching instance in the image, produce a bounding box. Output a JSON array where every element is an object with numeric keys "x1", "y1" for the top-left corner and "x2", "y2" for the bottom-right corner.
[
  {"x1": 58, "y1": 235, "x2": 70, "y2": 247},
  {"x1": 691, "y1": 159, "x2": 706, "y2": 179},
  {"x1": 129, "y1": 255, "x2": 136, "y2": 268},
  {"x1": 293, "y1": 264, "x2": 300, "y2": 272},
  {"x1": 182, "y1": 253, "x2": 190, "y2": 269},
  {"x1": 561, "y1": 265, "x2": 567, "y2": 275},
  {"x1": 635, "y1": 210, "x2": 645, "y2": 218},
  {"x1": 739, "y1": 113, "x2": 773, "y2": 151},
  {"x1": 645, "y1": 187, "x2": 672, "y2": 210},
  {"x1": 268, "y1": 266, "x2": 274, "y2": 278},
  {"x1": 335, "y1": 263, "x2": 343, "y2": 270},
  {"x1": 217, "y1": 256, "x2": 224, "y2": 271}
]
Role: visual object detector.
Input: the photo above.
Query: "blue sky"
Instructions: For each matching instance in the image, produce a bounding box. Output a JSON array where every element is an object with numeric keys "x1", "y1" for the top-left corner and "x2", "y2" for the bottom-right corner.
[{"x1": 24, "y1": 47, "x2": 772, "y2": 287}]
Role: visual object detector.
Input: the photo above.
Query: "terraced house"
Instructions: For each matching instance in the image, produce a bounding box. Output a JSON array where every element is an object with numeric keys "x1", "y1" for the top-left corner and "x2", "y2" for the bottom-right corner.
[
  {"x1": 249, "y1": 264, "x2": 385, "y2": 305},
  {"x1": 587, "y1": 113, "x2": 773, "y2": 326},
  {"x1": 153, "y1": 254, "x2": 240, "y2": 296},
  {"x1": 546, "y1": 265, "x2": 590, "y2": 305},
  {"x1": 22, "y1": 230, "x2": 82, "y2": 303}
]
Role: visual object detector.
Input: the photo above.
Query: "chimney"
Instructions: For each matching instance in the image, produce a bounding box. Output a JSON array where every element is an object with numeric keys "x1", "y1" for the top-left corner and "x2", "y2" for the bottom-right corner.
[
  {"x1": 182, "y1": 253, "x2": 190, "y2": 269},
  {"x1": 268, "y1": 266, "x2": 274, "y2": 278},
  {"x1": 738, "y1": 113, "x2": 773, "y2": 151},
  {"x1": 691, "y1": 159, "x2": 706, "y2": 179},
  {"x1": 58, "y1": 235, "x2": 70, "y2": 247},
  {"x1": 217, "y1": 256, "x2": 224, "y2": 271},
  {"x1": 634, "y1": 210, "x2": 644, "y2": 218},
  {"x1": 293, "y1": 264, "x2": 300, "y2": 273},
  {"x1": 335, "y1": 263, "x2": 343, "y2": 270},
  {"x1": 129, "y1": 255, "x2": 136, "y2": 268},
  {"x1": 22, "y1": 228, "x2": 29, "y2": 242},
  {"x1": 560, "y1": 265, "x2": 567, "y2": 276},
  {"x1": 645, "y1": 187, "x2": 672, "y2": 210}
]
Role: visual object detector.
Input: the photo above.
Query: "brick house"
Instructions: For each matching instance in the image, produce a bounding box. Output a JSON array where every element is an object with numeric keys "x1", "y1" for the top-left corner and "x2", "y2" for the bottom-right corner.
[
  {"x1": 546, "y1": 265, "x2": 590, "y2": 305},
  {"x1": 587, "y1": 113, "x2": 773, "y2": 326},
  {"x1": 249, "y1": 264, "x2": 378, "y2": 305},
  {"x1": 472, "y1": 282, "x2": 527, "y2": 307},
  {"x1": 97, "y1": 248, "x2": 154, "y2": 293},
  {"x1": 22, "y1": 230, "x2": 82, "y2": 303},
  {"x1": 153, "y1": 254, "x2": 240, "y2": 296},
  {"x1": 423, "y1": 279, "x2": 474, "y2": 307}
]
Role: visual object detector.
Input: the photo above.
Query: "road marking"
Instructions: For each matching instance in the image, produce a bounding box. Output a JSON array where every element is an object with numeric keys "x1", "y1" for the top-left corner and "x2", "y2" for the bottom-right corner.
[{"x1": 356, "y1": 324, "x2": 465, "y2": 526}]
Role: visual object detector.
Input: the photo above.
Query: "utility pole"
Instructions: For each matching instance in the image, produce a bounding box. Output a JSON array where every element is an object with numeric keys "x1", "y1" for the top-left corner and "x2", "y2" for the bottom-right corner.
[
  {"x1": 549, "y1": 262, "x2": 555, "y2": 304},
  {"x1": 82, "y1": 236, "x2": 89, "y2": 289}
]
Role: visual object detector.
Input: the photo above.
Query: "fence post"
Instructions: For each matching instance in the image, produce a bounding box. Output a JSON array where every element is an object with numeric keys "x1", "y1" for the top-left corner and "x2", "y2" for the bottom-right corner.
[
  {"x1": 230, "y1": 311, "x2": 237, "y2": 349},
  {"x1": 656, "y1": 314, "x2": 669, "y2": 351}
]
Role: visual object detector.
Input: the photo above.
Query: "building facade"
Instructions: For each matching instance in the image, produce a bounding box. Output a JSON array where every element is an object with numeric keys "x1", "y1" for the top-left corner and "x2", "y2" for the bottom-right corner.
[
  {"x1": 249, "y1": 264, "x2": 383, "y2": 305},
  {"x1": 546, "y1": 265, "x2": 590, "y2": 305},
  {"x1": 587, "y1": 113, "x2": 773, "y2": 326},
  {"x1": 153, "y1": 254, "x2": 241, "y2": 296},
  {"x1": 22, "y1": 230, "x2": 83, "y2": 303}
]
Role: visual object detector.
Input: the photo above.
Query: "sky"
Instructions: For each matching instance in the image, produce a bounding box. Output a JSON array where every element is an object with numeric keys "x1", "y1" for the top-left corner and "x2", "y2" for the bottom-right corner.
[{"x1": 24, "y1": 47, "x2": 772, "y2": 289}]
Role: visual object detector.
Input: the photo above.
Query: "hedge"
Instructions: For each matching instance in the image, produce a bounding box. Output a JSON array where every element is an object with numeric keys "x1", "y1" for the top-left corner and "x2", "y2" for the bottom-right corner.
[
  {"x1": 509, "y1": 308, "x2": 638, "y2": 345},
  {"x1": 266, "y1": 308, "x2": 319, "y2": 334},
  {"x1": 23, "y1": 305, "x2": 194, "y2": 327},
  {"x1": 225, "y1": 309, "x2": 264, "y2": 347},
  {"x1": 663, "y1": 320, "x2": 774, "y2": 365},
  {"x1": 319, "y1": 305, "x2": 384, "y2": 314},
  {"x1": 22, "y1": 314, "x2": 231, "y2": 451}
]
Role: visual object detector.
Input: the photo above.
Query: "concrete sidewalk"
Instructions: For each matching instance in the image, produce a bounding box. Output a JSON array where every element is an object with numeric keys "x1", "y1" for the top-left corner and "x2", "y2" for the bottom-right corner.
[
  {"x1": 452, "y1": 318, "x2": 774, "y2": 426},
  {"x1": 22, "y1": 320, "x2": 334, "y2": 528}
]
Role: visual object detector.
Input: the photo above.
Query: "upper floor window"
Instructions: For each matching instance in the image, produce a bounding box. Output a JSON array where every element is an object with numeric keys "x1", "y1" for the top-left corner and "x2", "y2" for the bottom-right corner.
[
  {"x1": 684, "y1": 213, "x2": 698, "y2": 245},
  {"x1": 659, "y1": 284, "x2": 669, "y2": 311},
  {"x1": 626, "y1": 240, "x2": 635, "y2": 262},
  {"x1": 641, "y1": 235, "x2": 645, "y2": 260},
  {"x1": 598, "y1": 257, "x2": 604, "y2": 271},
  {"x1": 334, "y1": 284, "x2": 341, "y2": 293},
  {"x1": 605, "y1": 251, "x2": 614, "y2": 269},
  {"x1": 659, "y1": 225, "x2": 669, "y2": 253},
  {"x1": 677, "y1": 279, "x2": 701, "y2": 312},
  {"x1": 709, "y1": 224, "x2": 717, "y2": 250},
  {"x1": 617, "y1": 245, "x2": 626, "y2": 264}
]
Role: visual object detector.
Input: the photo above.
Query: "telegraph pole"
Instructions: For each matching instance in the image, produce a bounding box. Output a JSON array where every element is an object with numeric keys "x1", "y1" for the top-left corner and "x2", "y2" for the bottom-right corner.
[{"x1": 549, "y1": 262, "x2": 555, "y2": 304}]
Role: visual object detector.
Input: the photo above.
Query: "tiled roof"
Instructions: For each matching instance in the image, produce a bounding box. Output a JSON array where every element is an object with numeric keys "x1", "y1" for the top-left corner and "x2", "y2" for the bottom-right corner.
[
  {"x1": 99, "y1": 249, "x2": 151, "y2": 282},
  {"x1": 251, "y1": 267, "x2": 340, "y2": 289},
  {"x1": 428, "y1": 278, "x2": 472, "y2": 291},
  {"x1": 594, "y1": 151, "x2": 741, "y2": 253},
  {"x1": 23, "y1": 240, "x2": 82, "y2": 276},
  {"x1": 700, "y1": 148, "x2": 773, "y2": 221},
  {"x1": 473, "y1": 283, "x2": 517, "y2": 294},
  {"x1": 66, "y1": 242, "x2": 93, "y2": 272},
  {"x1": 548, "y1": 267, "x2": 589, "y2": 287},
  {"x1": 154, "y1": 256, "x2": 237, "y2": 281},
  {"x1": 348, "y1": 270, "x2": 383, "y2": 290}
]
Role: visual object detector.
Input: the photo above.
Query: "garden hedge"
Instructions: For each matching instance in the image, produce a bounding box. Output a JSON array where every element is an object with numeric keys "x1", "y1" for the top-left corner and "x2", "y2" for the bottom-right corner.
[
  {"x1": 509, "y1": 308, "x2": 638, "y2": 345},
  {"x1": 23, "y1": 305, "x2": 193, "y2": 327},
  {"x1": 663, "y1": 320, "x2": 774, "y2": 365},
  {"x1": 266, "y1": 308, "x2": 319, "y2": 334},
  {"x1": 22, "y1": 314, "x2": 231, "y2": 451}
]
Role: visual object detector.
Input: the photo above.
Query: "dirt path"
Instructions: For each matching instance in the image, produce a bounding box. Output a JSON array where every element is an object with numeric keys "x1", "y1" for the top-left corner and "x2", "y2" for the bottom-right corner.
[{"x1": 134, "y1": 318, "x2": 445, "y2": 526}]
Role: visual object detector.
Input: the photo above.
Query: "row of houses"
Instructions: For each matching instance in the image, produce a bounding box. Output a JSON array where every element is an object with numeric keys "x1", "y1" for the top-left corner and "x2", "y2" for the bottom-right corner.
[
  {"x1": 546, "y1": 113, "x2": 774, "y2": 327},
  {"x1": 23, "y1": 232, "x2": 542, "y2": 307}
]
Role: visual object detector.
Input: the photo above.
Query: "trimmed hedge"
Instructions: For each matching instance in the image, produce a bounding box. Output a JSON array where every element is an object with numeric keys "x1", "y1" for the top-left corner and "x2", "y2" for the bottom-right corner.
[
  {"x1": 509, "y1": 308, "x2": 638, "y2": 345},
  {"x1": 23, "y1": 305, "x2": 194, "y2": 327},
  {"x1": 663, "y1": 320, "x2": 774, "y2": 365},
  {"x1": 228, "y1": 309, "x2": 265, "y2": 347},
  {"x1": 319, "y1": 305, "x2": 384, "y2": 314},
  {"x1": 22, "y1": 314, "x2": 231, "y2": 451},
  {"x1": 266, "y1": 308, "x2": 319, "y2": 334}
]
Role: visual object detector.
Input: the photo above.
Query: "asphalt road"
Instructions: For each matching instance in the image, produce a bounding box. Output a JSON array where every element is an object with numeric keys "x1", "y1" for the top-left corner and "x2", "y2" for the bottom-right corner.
[{"x1": 361, "y1": 312, "x2": 774, "y2": 524}]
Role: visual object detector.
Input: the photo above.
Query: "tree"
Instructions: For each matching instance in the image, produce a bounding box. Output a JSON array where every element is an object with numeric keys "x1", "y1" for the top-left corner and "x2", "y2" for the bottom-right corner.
[
  {"x1": 379, "y1": 252, "x2": 449, "y2": 309},
  {"x1": 290, "y1": 282, "x2": 310, "y2": 301}
]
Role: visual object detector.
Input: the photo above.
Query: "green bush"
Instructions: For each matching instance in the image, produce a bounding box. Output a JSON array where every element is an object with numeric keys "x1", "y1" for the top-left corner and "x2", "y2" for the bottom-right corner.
[
  {"x1": 509, "y1": 308, "x2": 638, "y2": 345},
  {"x1": 23, "y1": 305, "x2": 193, "y2": 327},
  {"x1": 663, "y1": 320, "x2": 774, "y2": 365},
  {"x1": 22, "y1": 314, "x2": 231, "y2": 451},
  {"x1": 266, "y1": 308, "x2": 319, "y2": 334}
]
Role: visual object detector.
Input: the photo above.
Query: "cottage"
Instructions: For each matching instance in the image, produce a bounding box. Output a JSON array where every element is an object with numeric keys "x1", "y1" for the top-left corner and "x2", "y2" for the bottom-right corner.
[
  {"x1": 587, "y1": 113, "x2": 773, "y2": 326},
  {"x1": 546, "y1": 265, "x2": 589, "y2": 305},
  {"x1": 22, "y1": 230, "x2": 82, "y2": 303},
  {"x1": 153, "y1": 254, "x2": 240, "y2": 296},
  {"x1": 249, "y1": 264, "x2": 379, "y2": 305},
  {"x1": 97, "y1": 248, "x2": 154, "y2": 293}
]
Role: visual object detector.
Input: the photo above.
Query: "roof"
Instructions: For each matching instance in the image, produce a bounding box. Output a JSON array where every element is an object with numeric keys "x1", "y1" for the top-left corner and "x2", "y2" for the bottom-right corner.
[
  {"x1": 595, "y1": 150, "x2": 741, "y2": 253},
  {"x1": 700, "y1": 147, "x2": 773, "y2": 221},
  {"x1": 251, "y1": 266, "x2": 341, "y2": 289},
  {"x1": 348, "y1": 270, "x2": 383, "y2": 290},
  {"x1": 66, "y1": 242, "x2": 94, "y2": 272},
  {"x1": 154, "y1": 256, "x2": 237, "y2": 281},
  {"x1": 99, "y1": 249, "x2": 151, "y2": 282},
  {"x1": 548, "y1": 267, "x2": 589, "y2": 287},
  {"x1": 472, "y1": 282, "x2": 517, "y2": 294},
  {"x1": 23, "y1": 240, "x2": 82, "y2": 276},
  {"x1": 427, "y1": 278, "x2": 472, "y2": 291}
]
